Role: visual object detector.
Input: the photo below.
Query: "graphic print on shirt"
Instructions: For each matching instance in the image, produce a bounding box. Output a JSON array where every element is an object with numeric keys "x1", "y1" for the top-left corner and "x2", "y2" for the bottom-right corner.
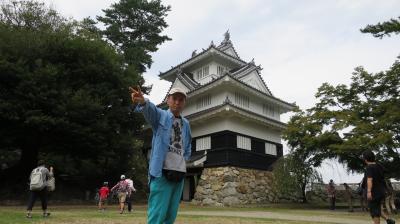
[
  {"x1": 163, "y1": 117, "x2": 186, "y2": 172},
  {"x1": 170, "y1": 118, "x2": 182, "y2": 156}
]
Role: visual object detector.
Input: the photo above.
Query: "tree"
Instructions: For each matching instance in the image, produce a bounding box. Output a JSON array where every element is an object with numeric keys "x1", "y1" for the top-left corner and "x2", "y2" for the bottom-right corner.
[
  {"x1": 361, "y1": 17, "x2": 400, "y2": 38},
  {"x1": 0, "y1": 1, "x2": 149, "y2": 192},
  {"x1": 273, "y1": 153, "x2": 322, "y2": 203},
  {"x1": 281, "y1": 108, "x2": 335, "y2": 203},
  {"x1": 311, "y1": 62, "x2": 400, "y2": 177},
  {"x1": 97, "y1": 0, "x2": 171, "y2": 73},
  {"x1": 283, "y1": 16, "x2": 400, "y2": 179}
]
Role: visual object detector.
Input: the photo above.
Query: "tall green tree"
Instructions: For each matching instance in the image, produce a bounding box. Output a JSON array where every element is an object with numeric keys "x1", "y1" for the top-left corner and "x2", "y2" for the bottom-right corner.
[
  {"x1": 0, "y1": 1, "x2": 149, "y2": 191},
  {"x1": 281, "y1": 108, "x2": 335, "y2": 202},
  {"x1": 312, "y1": 62, "x2": 400, "y2": 177},
  {"x1": 97, "y1": 0, "x2": 171, "y2": 73},
  {"x1": 284, "y1": 17, "x2": 400, "y2": 179}
]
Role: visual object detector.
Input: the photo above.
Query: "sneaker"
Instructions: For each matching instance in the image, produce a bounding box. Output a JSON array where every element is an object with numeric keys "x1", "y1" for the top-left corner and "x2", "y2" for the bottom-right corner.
[
  {"x1": 387, "y1": 219, "x2": 396, "y2": 224},
  {"x1": 43, "y1": 212, "x2": 51, "y2": 218},
  {"x1": 26, "y1": 214, "x2": 32, "y2": 218}
]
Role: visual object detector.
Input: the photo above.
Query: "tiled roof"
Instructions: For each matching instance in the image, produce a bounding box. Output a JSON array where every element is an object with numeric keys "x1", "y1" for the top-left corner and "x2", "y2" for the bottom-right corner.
[
  {"x1": 199, "y1": 73, "x2": 291, "y2": 106},
  {"x1": 158, "y1": 45, "x2": 246, "y2": 79},
  {"x1": 179, "y1": 73, "x2": 199, "y2": 89},
  {"x1": 217, "y1": 40, "x2": 241, "y2": 60},
  {"x1": 158, "y1": 73, "x2": 294, "y2": 108}
]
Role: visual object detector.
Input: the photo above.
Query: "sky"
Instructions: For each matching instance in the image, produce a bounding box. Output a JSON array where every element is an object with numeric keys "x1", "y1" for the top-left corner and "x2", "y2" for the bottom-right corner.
[{"x1": 40, "y1": 0, "x2": 400, "y2": 183}]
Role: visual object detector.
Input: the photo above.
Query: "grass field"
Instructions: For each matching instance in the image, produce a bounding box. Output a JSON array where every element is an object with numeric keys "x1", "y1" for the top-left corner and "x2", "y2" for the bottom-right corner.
[{"x1": 0, "y1": 203, "x2": 398, "y2": 224}]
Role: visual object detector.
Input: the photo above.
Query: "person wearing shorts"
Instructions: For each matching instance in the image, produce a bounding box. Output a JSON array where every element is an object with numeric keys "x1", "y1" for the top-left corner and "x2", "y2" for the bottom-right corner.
[
  {"x1": 362, "y1": 150, "x2": 395, "y2": 224},
  {"x1": 111, "y1": 175, "x2": 129, "y2": 214},
  {"x1": 98, "y1": 182, "x2": 110, "y2": 211}
]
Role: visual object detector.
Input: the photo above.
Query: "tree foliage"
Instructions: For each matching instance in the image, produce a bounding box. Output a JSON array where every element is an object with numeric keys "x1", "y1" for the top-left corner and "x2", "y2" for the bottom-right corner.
[
  {"x1": 0, "y1": 0, "x2": 169, "y2": 195},
  {"x1": 312, "y1": 62, "x2": 400, "y2": 177},
  {"x1": 97, "y1": 0, "x2": 171, "y2": 73},
  {"x1": 273, "y1": 154, "x2": 322, "y2": 203},
  {"x1": 284, "y1": 17, "x2": 400, "y2": 179},
  {"x1": 361, "y1": 17, "x2": 400, "y2": 38}
]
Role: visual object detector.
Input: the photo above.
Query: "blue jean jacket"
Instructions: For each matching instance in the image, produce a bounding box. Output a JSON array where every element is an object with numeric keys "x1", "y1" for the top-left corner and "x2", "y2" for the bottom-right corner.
[{"x1": 134, "y1": 99, "x2": 192, "y2": 178}]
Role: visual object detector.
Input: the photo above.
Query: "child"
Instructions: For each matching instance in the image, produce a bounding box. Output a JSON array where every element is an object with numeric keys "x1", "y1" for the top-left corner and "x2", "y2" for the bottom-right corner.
[{"x1": 98, "y1": 182, "x2": 110, "y2": 211}]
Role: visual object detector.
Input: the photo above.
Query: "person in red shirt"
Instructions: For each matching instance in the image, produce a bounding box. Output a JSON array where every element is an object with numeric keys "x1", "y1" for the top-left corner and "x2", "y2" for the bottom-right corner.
[{"x1": 98, "y1": 182, "x2": 110, "y2": 211}]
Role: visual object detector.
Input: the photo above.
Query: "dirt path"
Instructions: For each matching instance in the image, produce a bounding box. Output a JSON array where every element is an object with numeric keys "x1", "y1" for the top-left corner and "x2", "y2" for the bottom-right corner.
[{"x1": 179, "y1": 210, "x2": 371, "y2": 224}]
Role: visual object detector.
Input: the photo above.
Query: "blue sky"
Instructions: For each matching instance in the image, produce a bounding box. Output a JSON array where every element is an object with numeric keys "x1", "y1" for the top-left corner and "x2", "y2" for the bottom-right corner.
[{"x1": 41, "y1": 0, "x2": 400, "y2": 183}]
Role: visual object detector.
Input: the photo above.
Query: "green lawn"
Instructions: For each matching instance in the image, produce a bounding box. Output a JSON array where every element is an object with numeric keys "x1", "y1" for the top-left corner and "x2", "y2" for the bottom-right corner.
[{"x1": 0, "y1": 203, "x2": 398, "y2": 224}]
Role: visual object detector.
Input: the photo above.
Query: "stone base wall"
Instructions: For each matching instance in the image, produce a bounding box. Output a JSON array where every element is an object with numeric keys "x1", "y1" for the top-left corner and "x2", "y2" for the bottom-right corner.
[{"x1": 191, "y1": 166, "x2": 278, "y2": 206}]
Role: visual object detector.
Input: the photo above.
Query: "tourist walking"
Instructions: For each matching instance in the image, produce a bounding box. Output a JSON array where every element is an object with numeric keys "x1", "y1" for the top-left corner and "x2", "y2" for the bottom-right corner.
[
  {"x1": 343, "y1": 183, "x2": 354, "y2": 212},
  {"x1": 125, "y1": 177, "x2": 136, "y2": 212},
  {"x1": 111, "y1": 175, "x2": 130, "y2": 214},
  {"x1": 327, "y1": 179, "x2": 336, "y2": 210},
  {"x1": 98, "y1": 182, "x2": 110, "y2": 211},
  {"x1": 26, "y1": 160, "x2": 54, "y2": 218},
  {"x1": 362, "y1": 150, "x2": 395, "y2": 224}
]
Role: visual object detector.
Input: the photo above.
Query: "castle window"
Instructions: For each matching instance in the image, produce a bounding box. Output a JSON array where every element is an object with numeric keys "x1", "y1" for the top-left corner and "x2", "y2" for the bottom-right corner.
[
  {"x1": 235, "y1": 92, "x2": 250, "y2": 108},
  {"x1": 237, "y1": 135, "x2": 251, "y2": 150},
  {"x1": 263, "y1": 104, "x2": 276, "y2": 117},
  {"x1": 265, "y1": 142, "x2": 277, "y2": 155},
  {"x1": 217, "y1": 65, "x2": 225, "y2": 75},
  {"x1": 196, "y1": 95, "x2": 211, "y2": 109},
  {"x1": 196, "y1": 136, "x2": 211, "y2": 151},
  {"x1": 196, "y1": 65, "x2": 209, "y2": 80}
]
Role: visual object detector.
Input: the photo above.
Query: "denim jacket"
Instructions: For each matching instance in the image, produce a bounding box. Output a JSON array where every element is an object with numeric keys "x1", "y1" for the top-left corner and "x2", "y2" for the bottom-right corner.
[{"x1": 134, "y1": 99, "x2": 192, "y2": 178}]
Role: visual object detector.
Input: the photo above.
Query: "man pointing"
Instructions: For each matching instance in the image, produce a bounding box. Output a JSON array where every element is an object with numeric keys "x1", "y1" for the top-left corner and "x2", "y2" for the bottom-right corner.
[{"x1": 130, "y1": 86, "x2": 191, "y2": 224}]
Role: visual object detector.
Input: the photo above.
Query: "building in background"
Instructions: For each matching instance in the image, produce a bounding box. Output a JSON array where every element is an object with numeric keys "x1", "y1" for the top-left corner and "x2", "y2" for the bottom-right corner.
[{"x1": 153, "y1": 31, "x2": 295, "y2": 205}]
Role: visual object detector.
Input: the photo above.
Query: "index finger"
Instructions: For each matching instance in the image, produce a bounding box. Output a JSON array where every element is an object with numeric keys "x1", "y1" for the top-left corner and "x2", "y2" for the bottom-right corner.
[{"x1": 136, "y1": 85, "x2": 142, "y2": 94}]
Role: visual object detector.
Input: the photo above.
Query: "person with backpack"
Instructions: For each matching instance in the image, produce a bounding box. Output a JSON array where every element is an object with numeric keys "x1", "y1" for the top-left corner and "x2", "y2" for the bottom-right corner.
[
  {"x1": 111, "y1": 175, "x2": 130, "y2": 214},
  {"x1": 362, "y1": 150, "x2": 396, "y2": 224},
  {"x1": 26, "y1": 160, "x2": 54, "y2": 218}
]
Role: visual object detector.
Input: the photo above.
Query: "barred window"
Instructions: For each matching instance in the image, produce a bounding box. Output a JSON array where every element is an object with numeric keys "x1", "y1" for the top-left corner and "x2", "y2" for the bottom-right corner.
[
  {"x1": 217, "y1": 65, "x2": 225, "y2": 75},
  {"x1": 196, "y1": 66, "x2": 209, "y2": 80},
  {"x1": 196, "y1": 136, "x2": 211, "y2": 151},
  {"x1": 265, "y1": 143, "x2": 277, "y2": 155},
  {"x1": 237, "y1": 135, "x2": 251, "y2": 150},
  {"x1": 263, "y1": 104, "x2": 276, "y2": 117},
  {"x1": 235, "y1": 92, "x2": 250, "y2": 108},
  {"x1": 196, "y1": 95, "x2": 211, "y2": 109}
]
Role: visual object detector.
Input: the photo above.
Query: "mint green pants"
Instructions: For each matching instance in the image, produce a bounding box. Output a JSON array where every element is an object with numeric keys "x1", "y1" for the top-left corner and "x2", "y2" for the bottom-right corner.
[{"x1": 147, "y1": 176, "x2": 184, "y2": 224}]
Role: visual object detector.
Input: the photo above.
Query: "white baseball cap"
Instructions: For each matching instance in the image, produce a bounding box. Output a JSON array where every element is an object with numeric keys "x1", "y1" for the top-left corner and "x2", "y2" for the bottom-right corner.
[
  {"x1": 120, "y1": 175, "x2": 125, "y2": 180},
  {"x1": 168, "y1": 87, "x2": 187, "y2": 98}
]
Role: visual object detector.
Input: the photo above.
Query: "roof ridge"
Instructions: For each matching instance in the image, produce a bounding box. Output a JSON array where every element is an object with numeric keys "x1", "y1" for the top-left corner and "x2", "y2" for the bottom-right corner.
[{"x1": 159, "y1": 45, "x2": 246, "y2": 79}]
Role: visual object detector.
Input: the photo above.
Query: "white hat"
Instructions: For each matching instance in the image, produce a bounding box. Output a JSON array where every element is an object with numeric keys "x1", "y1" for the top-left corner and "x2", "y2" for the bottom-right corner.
[
  {"x1": 120, "y1": 175, "x2": 125, "y2": 180},
  {"x1": 168, "y1": 87, "x2": 187, "y2": 98}
]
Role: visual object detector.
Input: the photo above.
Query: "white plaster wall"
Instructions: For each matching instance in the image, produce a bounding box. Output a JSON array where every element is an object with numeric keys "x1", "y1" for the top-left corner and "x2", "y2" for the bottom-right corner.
[
  {"x1": 224, "y1": 48, "x2": 237, "y2": 57},
  {"x1": 209, "y1": 61, "x2": 218, "y2": 76},
  {"x1": 191, "y1": 116, "x2": 281, "y2": 143},
  {"x1": 226, "y1": 89, "x2": 281, "y2": 121},
  {"x1": 183, "y1": 89, "x2": 229, "y2": 116},
  {"x1": 239, "y1": 71, "x2": 266, "y2": 93}
]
